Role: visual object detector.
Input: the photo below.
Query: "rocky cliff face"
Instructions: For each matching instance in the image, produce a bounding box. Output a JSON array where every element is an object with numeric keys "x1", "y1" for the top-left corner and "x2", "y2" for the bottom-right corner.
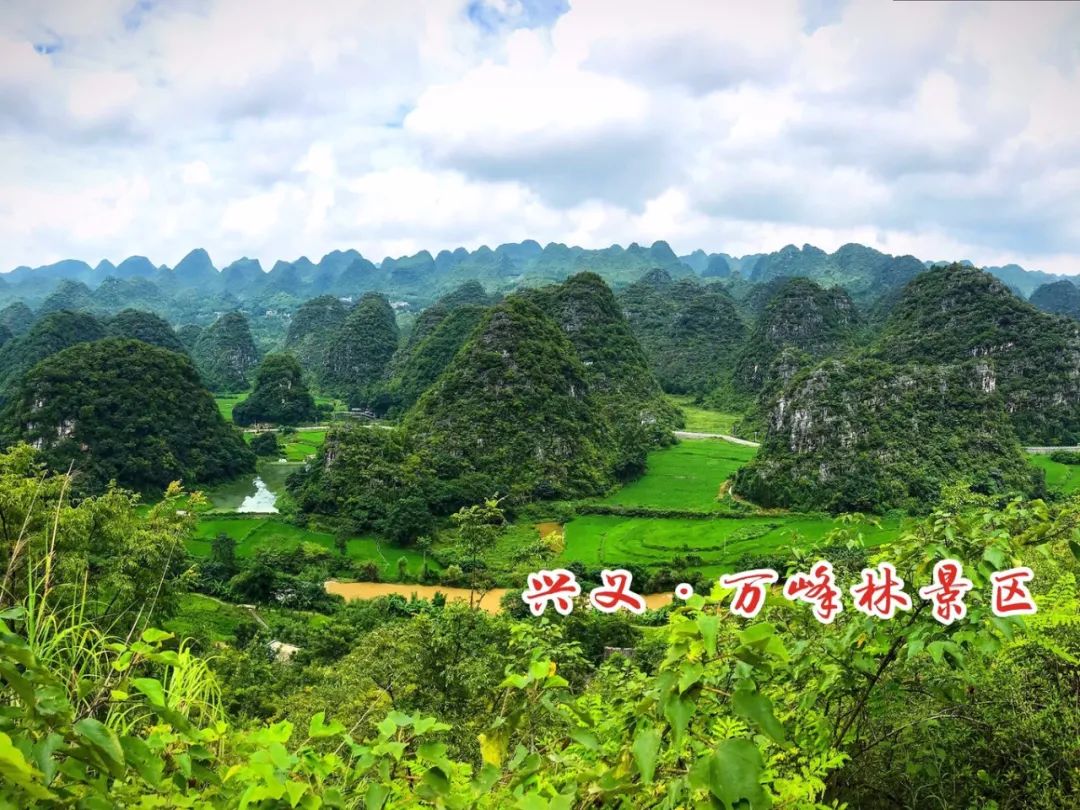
[{"x1": 734, "y1": 357, "x2": 1034, "y2": 513}]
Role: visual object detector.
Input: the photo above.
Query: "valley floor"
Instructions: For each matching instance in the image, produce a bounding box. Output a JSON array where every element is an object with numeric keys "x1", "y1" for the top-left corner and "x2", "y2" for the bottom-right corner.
[{"x1": 188, "y1": 396, "x2": 1077, "y2": 609}]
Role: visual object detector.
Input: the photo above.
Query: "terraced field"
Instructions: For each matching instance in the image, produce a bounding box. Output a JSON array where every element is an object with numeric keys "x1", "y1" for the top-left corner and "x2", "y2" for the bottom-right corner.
[
  {"x1": 555, "y1": 433, "x2": 906, "y2": 578},
  {"x1": 558, "y1": 512, "x2": 901, "y2": 579}
]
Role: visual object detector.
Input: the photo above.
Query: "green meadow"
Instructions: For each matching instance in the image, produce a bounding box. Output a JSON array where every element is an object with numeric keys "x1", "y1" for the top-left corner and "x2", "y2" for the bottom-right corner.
[
  {"x1": 599, "y1": 439, "x2": 756, "y2": 511},
  {"x1": 1029, "y1": 453, "x2": 1080, "y2": 495},
  {"x1": 187, "y1": 517, "x2": 432, "y2": 577},
  {"x1": 215, "y1": 393, "x2": 249, "y2": 421},
  {"x1": 668, "y1": 395, "x2": 742, "y2": 435}
]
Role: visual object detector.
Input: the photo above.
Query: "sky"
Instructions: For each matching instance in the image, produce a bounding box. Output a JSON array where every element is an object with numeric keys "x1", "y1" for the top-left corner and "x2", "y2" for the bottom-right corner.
[{"x1": 1, "y1": 0, "x2": 1078, "y2": 274}]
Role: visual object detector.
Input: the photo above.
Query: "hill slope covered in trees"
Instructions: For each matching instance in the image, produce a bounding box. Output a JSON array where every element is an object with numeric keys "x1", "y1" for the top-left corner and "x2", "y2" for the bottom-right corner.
[
  {"x1": 875, "y1": 265, "x2": 1080, "y2": 444},
  {"x1": 734, "y1": 358, "x2": 1035, "y2": 512},
  {"x1": 2, "y1": 338, "x2": 253, "y2": 492}
]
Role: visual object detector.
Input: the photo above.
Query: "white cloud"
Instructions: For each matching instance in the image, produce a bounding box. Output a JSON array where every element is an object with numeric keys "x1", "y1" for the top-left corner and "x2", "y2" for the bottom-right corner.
[{"x1": 0, "y1": 0, "x2": 1078, "y2": 277}]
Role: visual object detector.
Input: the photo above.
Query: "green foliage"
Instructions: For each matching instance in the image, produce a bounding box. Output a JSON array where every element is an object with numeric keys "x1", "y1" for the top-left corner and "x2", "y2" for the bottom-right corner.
[
  {"x1": 406, "y1": 296, "x2": 616, "y2": 504},
  {"x1": 105, "y1": 308, "x2": 187, "y2": 354},
  {"x1": 735, "y1": 358, "x2": 1036, "y2": 512},
  {"x1": 285, "y1": 296, "x2": 348, "y2": 367},
  {"x1": 290, "y1": 426, "x2": 436, "y2": 534},
  {"x1": 618, "y1": 269, "x2": 747, "y2": 395},
  {"x1": 191, "y1": 311, "x2": 259, "y2": 393},
  {"x1": 2, "y1": 339, "x2": 254, "y2": 493},
  {"x1": 2, "y1": 455, "x2": 1080, "y2": 808},
  {"x1": 875, "y1": 264, "x2": 1080, "y2": 444},
  {"x1": 321, "y1": 292, "x2": 399, "y2": 401},
  {"x1": 233, "y1": 354, "x2": 317, "y2": 427},
  {"x1": 0, "y1": 445, "x2": 195, "y2": 623},
  {"x1": 0, "y1": 310, "x2": 106, "y2": 399},
  {"x1": 249, "y1": 431, "x2": 280, "y2": 457}
]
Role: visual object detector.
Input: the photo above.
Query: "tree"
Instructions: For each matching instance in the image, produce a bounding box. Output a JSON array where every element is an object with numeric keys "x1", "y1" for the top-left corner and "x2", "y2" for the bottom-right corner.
[
  {"x1": 210, "y1": 532, "x2": 238, "y2": 576},
  {"x1": 450, "y1": 497, "x2": 505, "y2": 608},
  {"x1": 250, "y1": 431, "x2": 280, "y2": 457},
  {"x1": 233, "y1": 354, "x2": 317, "y2": 426}
]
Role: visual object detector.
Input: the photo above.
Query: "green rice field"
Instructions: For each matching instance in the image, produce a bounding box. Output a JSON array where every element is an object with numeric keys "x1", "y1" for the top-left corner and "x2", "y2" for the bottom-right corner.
[
  {"x1": 1029, "y1": 453, "x2": 1080, "y2": 495},
  {"x1": 599, "y1": 439, "x2": 756, "y2": 511},
  {"x1": 668, "y1": 396, "x2": 742, "y2": 435},
  {"x1": 557, "y1": 512, "x2": 901, "y2": 579},
  {"x1": 188, "y1": 517, "x2": 433, "y2": 577}
]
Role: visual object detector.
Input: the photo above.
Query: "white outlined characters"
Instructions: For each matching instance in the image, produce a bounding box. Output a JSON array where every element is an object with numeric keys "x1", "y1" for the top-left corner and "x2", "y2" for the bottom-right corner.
[
  {"x1": 918, "y1": 559, "x2": 973, "y2": 625},
  {"x1": 588, "y1": 569, "x2": 647, "y2": 614},
  {"x1": 718, "y1": 569, "x2": 778, "y2": 619},
  {"x1": 521, "y1": 569, "x2": 581, "y2": 616},
  {"x1": 783, "y1": 560, "x2": 843, "y2": 624},
  {"x1": 850, "y1": 562, "x2": 912, "y2": 620}
]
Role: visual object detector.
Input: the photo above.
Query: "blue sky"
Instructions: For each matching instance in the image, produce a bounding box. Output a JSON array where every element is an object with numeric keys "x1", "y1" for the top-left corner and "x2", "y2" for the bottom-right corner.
[{"x1": 0, "y1": 0, "x2": 1078, "y2": 275}]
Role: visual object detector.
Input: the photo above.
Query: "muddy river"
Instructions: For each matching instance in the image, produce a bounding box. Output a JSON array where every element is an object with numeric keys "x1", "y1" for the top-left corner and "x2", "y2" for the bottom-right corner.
[{"x1": 325, "y1": 581, "x2": 675, "y2": 614}]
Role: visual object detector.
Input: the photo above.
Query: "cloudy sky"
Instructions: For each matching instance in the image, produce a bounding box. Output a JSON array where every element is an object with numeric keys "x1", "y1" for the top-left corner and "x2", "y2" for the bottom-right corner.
[{"x1": 1, "y1": 0, "x2": 1078, "y2": 274}]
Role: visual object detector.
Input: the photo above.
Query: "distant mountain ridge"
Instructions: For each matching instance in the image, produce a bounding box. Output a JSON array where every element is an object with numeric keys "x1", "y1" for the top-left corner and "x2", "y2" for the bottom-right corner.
[{"x1": 1, "y1": 241, "x2": 1071, "y2": 313}]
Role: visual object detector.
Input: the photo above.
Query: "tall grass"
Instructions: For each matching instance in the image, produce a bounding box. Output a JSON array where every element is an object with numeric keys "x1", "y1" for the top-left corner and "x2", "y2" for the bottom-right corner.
[{"x1": 0, "y1": 466, "x2": 223, "y2": 729}]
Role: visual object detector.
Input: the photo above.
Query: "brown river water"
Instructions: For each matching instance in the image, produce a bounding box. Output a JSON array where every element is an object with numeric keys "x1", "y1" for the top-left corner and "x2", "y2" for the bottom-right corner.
[{"x1": 324, "y1": 581, "x2": 675, "y2": 614}]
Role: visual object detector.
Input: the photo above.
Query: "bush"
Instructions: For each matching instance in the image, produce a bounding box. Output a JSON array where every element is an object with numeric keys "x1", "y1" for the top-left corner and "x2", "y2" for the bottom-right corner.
[{"x1": 250, "y1": 431, "x2": 280, "y2": 457}]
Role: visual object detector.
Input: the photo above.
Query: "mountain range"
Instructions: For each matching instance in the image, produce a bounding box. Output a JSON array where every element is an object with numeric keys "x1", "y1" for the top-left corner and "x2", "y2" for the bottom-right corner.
[{"x1": 2, "y1": 241, "x2": 1071, "y2": 312}]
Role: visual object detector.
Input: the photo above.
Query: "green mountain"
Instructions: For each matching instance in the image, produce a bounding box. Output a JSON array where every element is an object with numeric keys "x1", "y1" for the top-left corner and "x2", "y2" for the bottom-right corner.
[
  {"x1": 92, "y1": 277, "x2": 163, "y2": 312},
  {"x1": 176, "y1": 324, "x2": 203, "y2": 351},
  {"x1": 1029, "y1": 280, "x2": 1080, "y2": 320},
  {"x1": 618, "y1": 270, "x2": 746, "y2": 395},
  {"x1": 748, "y1": 243, "x2": 926, "y2": 303},
  {"x1": 875, "y1": 265, "x2": 1080, "y2": 444},
  {"x1": 191, "y1": 312, "x2": 259, "y2": 393},
  {"x1": 321, "y1": 292, "x2": 400, "y2": 401},
  {"x1": 376, "y1": 304, "x2": 487, "y2": 417},
  {"x1": 0, "y1": 302, "x2": 34, "y2": 336},
  {"x1": 284, "y1": 295, "x2": 349, "y2": 376},
  {"x1": 106, "y1": 309, "x2": 187, "y2": 354},
  {"x1": 38, "y1": 280, "x2": 96, "y2": 315},
  {"x1": 731, "y1": 277, "x2": 859, "y2": 396},
  {"x1": 0, "y1": 310, "x2": 107, "y2": 398},
  {"x1": 2, "y1": 338, "x2": 253, "y2": 493},
  {"x1": 233, "y1": 354, "x2": 317, "y2": 426},
  {"x1": 523, "y1": 272, "x2": 681, "y2": 477},
  {"x1": 405, "y1": 296, "x2": 615, "y2": 503},
  {"x1": 734, "y1": 358, "x2": 1035, "y2": 513}
]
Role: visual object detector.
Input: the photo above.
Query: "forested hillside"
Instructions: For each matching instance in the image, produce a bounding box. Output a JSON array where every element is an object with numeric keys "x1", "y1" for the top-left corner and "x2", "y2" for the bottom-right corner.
[
  {"x1": 731, "y1": 277, "x2": 859, "y2": 397},
  {"x1": 735, "y1": 358, "x2": 1035, "y2": 512},
  {"x1": 617, "y1": 270, "x2": 746, "y2": 395},
  {"x1": 875, "y1": 265, "x2": 1080, "y2": 443},
  {"x1": 190, "y1": 311, "x2": 260, "y2": 393},
  {"x1": 405, "y1": 296, "x2": 616, "y2": 503},
  {"x1": 1, "y1": 339, "x2": 253, "y2": 493},
  {"x1": 1030, "y1": 279, "x2": 1080, "y2": 319}
]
